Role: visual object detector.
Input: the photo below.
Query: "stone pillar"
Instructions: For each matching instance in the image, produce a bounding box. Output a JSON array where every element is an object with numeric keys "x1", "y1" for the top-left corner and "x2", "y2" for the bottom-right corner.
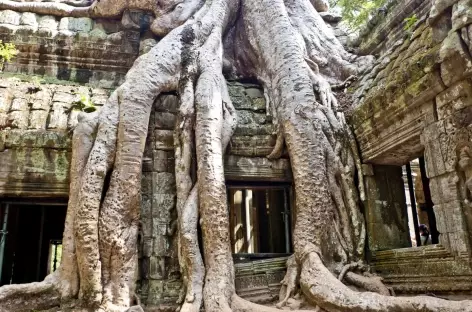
[
  {"x1": 364, "y1": 164, "x2": 411, "y2": 251},
  {"x1": 420, "y1": 79, "x2": 472, "y2": 257},
  {"x1": 140, "y1": 94, "x2": 181, "y2": 307}
]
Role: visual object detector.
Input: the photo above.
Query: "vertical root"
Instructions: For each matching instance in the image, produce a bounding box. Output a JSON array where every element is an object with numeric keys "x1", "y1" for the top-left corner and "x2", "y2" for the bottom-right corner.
[
  {"x1": 75, "y1": 92, "x2": 119, "y2": 307},
  {"x1": 276, "y1": 256, "x2": 300, "y2": 309},
  {"x1": 60, "y1": 111, "x2": 99, "y2": 300}
]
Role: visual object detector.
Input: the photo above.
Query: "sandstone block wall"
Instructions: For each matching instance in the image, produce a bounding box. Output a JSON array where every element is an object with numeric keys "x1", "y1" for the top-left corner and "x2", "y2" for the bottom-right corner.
[{"x1": 350, "y1": 0, "x2": 472, "y2": 294}]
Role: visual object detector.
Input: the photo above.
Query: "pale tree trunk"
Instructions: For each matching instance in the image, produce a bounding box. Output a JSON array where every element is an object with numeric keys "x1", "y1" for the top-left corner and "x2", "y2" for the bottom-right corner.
[{"x1": 0, "y1": 1, "x2": 472, "y2": 312}]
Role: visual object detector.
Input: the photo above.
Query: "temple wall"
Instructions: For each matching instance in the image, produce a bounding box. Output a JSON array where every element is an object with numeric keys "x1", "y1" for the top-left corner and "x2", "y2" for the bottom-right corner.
[
  {"x1": 351, "y1": 0, "x2": 472, "y2": 294},
  {"x1": 0, "y1": 77, "x2": 291, "y2": 308}
]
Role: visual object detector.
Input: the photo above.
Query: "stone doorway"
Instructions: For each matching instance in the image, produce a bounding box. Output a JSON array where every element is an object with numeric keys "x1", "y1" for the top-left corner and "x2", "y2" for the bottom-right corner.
[{"x1": 0, "y1": 202, "x2": 67, "y2": 286}]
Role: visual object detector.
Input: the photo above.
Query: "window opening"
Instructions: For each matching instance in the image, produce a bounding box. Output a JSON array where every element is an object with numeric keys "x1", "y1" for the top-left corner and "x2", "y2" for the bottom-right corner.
[
  {"x1": 227, "y1": 184, "x2": 292, "y2": 260},
  {"x1": 0, "y1": 202, "x2": 67, "y2": 286},
  {"x1": 48, "y1": 240, "x2": 63, "y2": 274}
]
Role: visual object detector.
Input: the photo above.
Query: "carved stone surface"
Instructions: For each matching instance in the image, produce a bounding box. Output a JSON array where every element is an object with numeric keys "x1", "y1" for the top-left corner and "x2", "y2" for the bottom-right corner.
[
  {"x1": 352, "y1": 0, "x2": 472, "y2": 294},
  {"x1": 0, "y1": 11, "x2": 141, "y2": 87}
]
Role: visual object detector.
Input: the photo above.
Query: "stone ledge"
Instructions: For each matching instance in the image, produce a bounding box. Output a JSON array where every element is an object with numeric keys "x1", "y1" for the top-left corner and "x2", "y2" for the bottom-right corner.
[{"x1": 372, "y1": 245, "x2": 472, "y2": 294}]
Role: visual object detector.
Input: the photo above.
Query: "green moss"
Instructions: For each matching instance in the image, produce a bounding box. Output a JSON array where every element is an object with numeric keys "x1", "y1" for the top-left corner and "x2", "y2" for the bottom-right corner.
[{"x1": 0, "y1": 72, "x2": 82, "y2": 86}]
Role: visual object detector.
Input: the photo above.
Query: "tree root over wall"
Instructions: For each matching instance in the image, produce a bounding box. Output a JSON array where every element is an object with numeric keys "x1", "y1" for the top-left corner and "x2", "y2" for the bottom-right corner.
[{"x1": 0, "y1": 0, "x2": 471, "y2": 311}]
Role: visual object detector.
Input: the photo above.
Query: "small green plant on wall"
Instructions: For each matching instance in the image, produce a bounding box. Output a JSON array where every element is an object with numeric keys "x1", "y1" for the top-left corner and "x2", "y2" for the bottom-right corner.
[
  {"x1": 404, "y1": 13, "x2": 418, "y2": 37},
  {"x1": 71, "y1": 92, "x2": 96, "y2": 113},
  {"x1": 0, "y1": 41, "x2": 18, "y2": 71}
]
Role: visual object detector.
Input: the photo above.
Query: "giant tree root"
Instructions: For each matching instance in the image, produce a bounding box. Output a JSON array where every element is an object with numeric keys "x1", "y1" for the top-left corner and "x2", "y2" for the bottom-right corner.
[
  {"x1": 300, "y1": 249, "x2": 472, "y2": 312},
  {"x1": 0, "y1": 273, "x2": 60, "y2": 312}
]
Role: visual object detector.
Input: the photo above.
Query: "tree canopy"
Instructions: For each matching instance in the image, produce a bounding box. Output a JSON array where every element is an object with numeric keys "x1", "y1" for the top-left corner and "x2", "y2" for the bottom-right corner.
[{"x1": 330, "y1": 0, "x2": 388, "y2": 29}]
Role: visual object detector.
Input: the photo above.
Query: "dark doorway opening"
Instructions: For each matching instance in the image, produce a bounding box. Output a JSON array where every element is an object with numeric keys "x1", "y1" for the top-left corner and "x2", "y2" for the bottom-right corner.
[
  {"x1": 227, "y1": 183, "x2": 293, "y2": 261},
  {"x1": 0, "y1": 202, "x2": 67, "y2": 286}
]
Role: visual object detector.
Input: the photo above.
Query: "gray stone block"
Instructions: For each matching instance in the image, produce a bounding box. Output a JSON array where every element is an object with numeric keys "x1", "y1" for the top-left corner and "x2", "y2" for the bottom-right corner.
[
  {"x1": 20, "y1": 12, "x2": 37, "y2": 27},
  {"x1": 38, "y1": 15, "x2": 58, "y2": 31},
  {"x1": 0, "y1": 10, "x2": 21, "y2": 25},
  {"x1": 59, "y1": 17, "x2": 93, "y2": 33}
]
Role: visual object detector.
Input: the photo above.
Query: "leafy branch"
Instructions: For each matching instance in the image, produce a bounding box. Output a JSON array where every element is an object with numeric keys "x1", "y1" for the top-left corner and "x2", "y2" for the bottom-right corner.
[
  {"x1": 0, "y1": 41, "x2": 18, "y2": 70},
  {"x1": 329, "y1": 0, "x2": 388, "y2": 30}
]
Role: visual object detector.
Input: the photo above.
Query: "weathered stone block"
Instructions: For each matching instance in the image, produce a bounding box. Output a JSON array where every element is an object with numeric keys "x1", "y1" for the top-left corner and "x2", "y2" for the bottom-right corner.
[
  {"x1": 155, "y1": 94, "x2": 178, "y2": 113},
  {"x1": 8, "y1": 110, "x2": 29, "y2": 129},
  {"x1": 234, "y1": 124, "x2": 273, "y2": 136},
  {"x1": 422, "y1": 122, "x2": 449, "y2": 177},
  {"x1": 48, "y1": 106, "x2": 69, "y2": 129},
  {"x1": 429, "y1": 0, "x2": 456, "y2": 25},
  {"x1": 28, "y1": 110, "x2": 49, "y2": 129},
  {"x1": 436, "y1": 79, "x2": 472, "y2": 119},
  {"x1": 59, "y1": 17, "x2": 93, "y2": 33},
  {"x1": 448, "y1": 231, "x2": 470, "y2": 253},
  {"x1": 452, "y1": 0, "x2": 472, "y2": 31},
  {"x1": 152, "y1": 194, "x2": 175, "y2": 219},
  {"x1": 442, "y1": 200, "x2": 468, "y2": 233},
  {"x1": 152, "y1": 172, "x2": 176, "y2": 194},
  {"x1": 439, "y1": 32, "x2": 472, "y2": 87},
  {"x1": 0, "y1": 89, "x2": 12, "y2": 113},
  {"x1": 364, "y1": 165, "x2": 410, "y2": 251},
  {"x1": 244, "y1": 87, "x2": 263, "y2": 98},
  {"x1": 20, "y1": 12, "x2": 37, "y2": 27},
  {"x1": 147, "y1": 280, "x2": 165, "y2": 300},
  {"x1": 0, "y1": 112, "x2": 8, "y2": 128},
  {"x1": 125, "y1": 305, "x2": 144, "y2": 312},
  {"x1": 153, "y1": 150, "x2": 174, "y2": 173},
  {"x1": 362, "y1": 164, "x2": 375, "y2": 176},
  {"x1": 152, "y1": 228, "x2": 169, "y2": 257},
  {"x1": 90, "y1": 94, "x2": 108, "y2": 106},
  {"x1": 429, "y1": 172, "x2": 461, "y2": 204},
  {"x1": 37, "y1": 15, "x2": 58, "y2": 31},
  {"x1": 149, "y1": 256, "x2": 165, "y2": 280},
  {"x1": 404, "y1": 71, "x2": 445, "y2": 109},
  {"x1": 237, "y1": 110, "x2": 255, "y2": 124},
  {"x1": 10, "y1": 98, "x2": 28, "y2": 111},
  {"x1": 52, "y1": 91, "x2": 77, "y2": 104},
  {"x1": 141, "y1": 172, "x2": 153, "y2": 195},
  {"x1": 431, "y1": 11, "x2": 452, "y2": 43},
  {"x1": 0, "y1": 10, "x2": 21, "y2": 25},
  {"x1": 3, "y1": 130, "x2": 70, "y2": 149},
  {"x1": 434, "y1": 205, "x2": 447, "y2": 233},
  {"x1": 155, "y1": 112, "x2": 176, "y2": 130},
  {"x1": 154, "y1": 129, "x2": 174, "y2": 151},
  {"x1": 30, "y1": 90, "x2": 52, "y2": 110}
]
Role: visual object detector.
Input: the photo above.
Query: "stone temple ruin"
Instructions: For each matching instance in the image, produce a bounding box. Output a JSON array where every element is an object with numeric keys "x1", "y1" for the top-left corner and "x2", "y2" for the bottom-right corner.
[{"x1": 1, "y1": 0, "x2": 472, "y2": 309}]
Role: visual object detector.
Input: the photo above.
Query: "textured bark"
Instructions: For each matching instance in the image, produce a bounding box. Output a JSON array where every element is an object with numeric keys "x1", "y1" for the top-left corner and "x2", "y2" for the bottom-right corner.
[{"x1": 0, "y1": 0, "x2": 472, "y2": 312}]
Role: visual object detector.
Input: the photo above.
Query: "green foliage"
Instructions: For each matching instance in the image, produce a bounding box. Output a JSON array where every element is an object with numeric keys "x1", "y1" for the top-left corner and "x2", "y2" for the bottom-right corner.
[
  {"x1": 404, "y1": 14, "x2": 418, "y2": 32},
  {"x1": 329, "y1": 0, "x2": 387, "y2": 30},
  {"x1": 0, "y1": 41, "x2": 18, "y2": 66},
  {"x1": 72, "y1": 92, "x2": 96, "y2": 113}
]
